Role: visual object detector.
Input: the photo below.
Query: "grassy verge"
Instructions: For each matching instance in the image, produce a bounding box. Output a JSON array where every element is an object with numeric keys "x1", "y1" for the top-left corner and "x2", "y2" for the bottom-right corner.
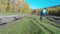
[
  {"x1": 0, "y1": 15, "x2": 60, "y2": 34},
  {"x1": 32, "y1": 20, "x2": 50, "y2": 34},
  {"x1": 0, "y1": 18, "x2": 33, "y2": 34},
  {"x1": 31, "y1": 16, "x2": 60, "y2": 34},
  {"x1": 0, "y1": 12, "x2": 20, "y2": 15}
]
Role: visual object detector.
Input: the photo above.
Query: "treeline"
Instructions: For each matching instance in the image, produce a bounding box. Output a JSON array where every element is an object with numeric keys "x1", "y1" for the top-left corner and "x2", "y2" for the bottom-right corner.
[
  {"x1": 46, "y1": 5, "x2": 60, "y2": 16},
  {"x1": 32, "y1": 5, "x2": 60, "y2": 16},
  {"x1": 0, "y1": 0, "x2": 31, "y2": 14},
  {"x1": 31, "y1": 8, "x2": 42, "y2": 14}
]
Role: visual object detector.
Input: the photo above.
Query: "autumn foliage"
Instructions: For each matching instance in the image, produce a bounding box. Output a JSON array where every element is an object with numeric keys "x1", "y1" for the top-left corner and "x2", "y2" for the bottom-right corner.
[{"x1": 0, "y1": 0, "x2": 31, "y2": 14}]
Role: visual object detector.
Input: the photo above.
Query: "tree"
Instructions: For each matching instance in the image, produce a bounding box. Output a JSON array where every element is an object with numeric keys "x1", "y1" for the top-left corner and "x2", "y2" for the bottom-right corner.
[{"x1": 0, "y1": 0, "x2": 31, "y2": 14}]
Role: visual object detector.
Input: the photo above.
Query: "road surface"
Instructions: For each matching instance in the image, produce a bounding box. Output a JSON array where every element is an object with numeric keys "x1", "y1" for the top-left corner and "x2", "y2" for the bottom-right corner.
[{"x1": 0, "y1": 14, "x2": 29, "y2": 24}]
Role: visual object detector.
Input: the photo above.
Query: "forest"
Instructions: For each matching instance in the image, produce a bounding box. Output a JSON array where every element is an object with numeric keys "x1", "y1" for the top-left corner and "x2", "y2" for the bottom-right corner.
[
  {"x1": 32, "y1": 5, "x2": 60, "y2": 16},
  {"x1": 0, "y1": 0, "x2": 31, "y2": 14}
]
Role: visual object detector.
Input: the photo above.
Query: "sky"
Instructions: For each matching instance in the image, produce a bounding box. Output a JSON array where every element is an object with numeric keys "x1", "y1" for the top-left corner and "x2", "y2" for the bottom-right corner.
[{"x1": 25, "y1": 0, "x2": 60, "y2": 9}]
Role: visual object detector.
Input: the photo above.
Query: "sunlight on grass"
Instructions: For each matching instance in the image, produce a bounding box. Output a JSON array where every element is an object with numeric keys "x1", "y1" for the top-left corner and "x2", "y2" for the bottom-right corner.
[
  {"x1": 0, "y1": 12, "x2": 20, "y2": 16},
  {"x1": 0, "y1": 15, "x2": 60, "y2": 34}
]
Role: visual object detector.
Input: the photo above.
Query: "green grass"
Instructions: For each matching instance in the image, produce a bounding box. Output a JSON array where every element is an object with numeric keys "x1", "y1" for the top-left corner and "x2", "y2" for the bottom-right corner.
[
  {"x1": 32, "y1": 16, "x2": 60, "y2": 34},
  {"x1": 32, "y1": 20, "x2": 50, "y2": 34},
  {"x1": 0, "y1": 18, "x2": 33, "y2": 34},
  {"x1": 0, "y1": 15, "x2": 60, "y2": 34},
  {"x1": 0, "y1": 11, "x2": 20, "y2": 15},
  {"x1": 45, "y1": 18, "x2": 60, "y2": 28},
  {"x1": 37, "y1": 20, "x2": 60, "y2": 34}
]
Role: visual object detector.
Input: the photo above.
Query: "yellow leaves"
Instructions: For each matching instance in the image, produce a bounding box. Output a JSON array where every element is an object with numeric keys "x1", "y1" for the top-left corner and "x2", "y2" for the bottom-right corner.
[
  {"x1": 10, "y1": 5, "x2": 13, "y2": 8},
  {"x1": 46, "y1": 6, "x2": 60, "y2": 15},
  {"x1": 0, "y1": 3, "x2": 3, "y2": 7},
  {"x1": 0, "y1": 0, "x2": 31, "y2": 14},
  {"x1": 0, "y1": 3, "x2": 5, "y2": 10},
  {"x1": 18, "y1": 1, "x2": 20, "y2": 4},
  {"x1": 3, "y1": 9, "x2": 7, "y2": 12},
  {"x1": 21, "y1": 8, "x2": 23, "y2": 10}
]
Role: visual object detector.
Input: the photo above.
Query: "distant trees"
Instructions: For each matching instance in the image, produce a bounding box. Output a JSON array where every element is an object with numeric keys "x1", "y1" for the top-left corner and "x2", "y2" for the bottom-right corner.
[
  {"x1": 46, "y1": 6, "x2": 60, "y2": 16},
  {"x1": 31, "y1": 8, "x2": 42, "y2": 14},
  {"x1": 0, "y1": 0, "x2": 31, "y2": 14},
  {"x1": 20, "y1": 3, "x2": 31, "y2": 14},
  {"x1": 31, "y1": 5, "x2": 60, "y2": 16}
]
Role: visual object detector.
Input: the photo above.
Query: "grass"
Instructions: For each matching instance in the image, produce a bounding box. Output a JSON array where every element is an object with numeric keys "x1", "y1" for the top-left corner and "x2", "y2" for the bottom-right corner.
[
  {"x1": 37, "y1": 20, "x2": 60, "y2": 34},
  {"x1": 0, "y1": 18, "x2": 33, "y2": 34},
  {"x1": 0, "y1": 11, "x2": 20, "y2": 16},
  {"x1": 31, "y1": 16, "x2": 60, "y2": 34},
  {"x1": 0, "y1": 15, "x2": 60, "y2": 34},
  {"x1": 45, "y1": 17, "x2": 60, "y2": 28},
  {"x1": 32, "y1": 20, "x2": 50, "y2": 34}
]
